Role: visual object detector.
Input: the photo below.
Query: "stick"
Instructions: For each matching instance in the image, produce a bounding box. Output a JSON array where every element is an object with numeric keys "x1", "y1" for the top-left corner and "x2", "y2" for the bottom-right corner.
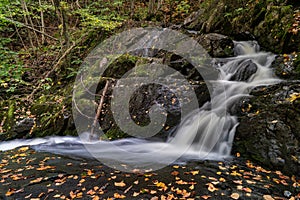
[{"x1": 90, "y1": 80, "x2": 110, "y2": 139}]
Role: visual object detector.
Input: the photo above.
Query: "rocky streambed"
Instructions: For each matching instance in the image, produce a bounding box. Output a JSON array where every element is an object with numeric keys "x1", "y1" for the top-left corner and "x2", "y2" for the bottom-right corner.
[{"x1": 0, "y1": 147, "x2": 299, "y2": 200}]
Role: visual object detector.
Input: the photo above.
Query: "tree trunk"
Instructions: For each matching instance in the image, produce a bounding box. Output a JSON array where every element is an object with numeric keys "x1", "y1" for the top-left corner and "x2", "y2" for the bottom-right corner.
[
  {"x1": 130, "y1": 0, "x2": 135, "y2": 19},
  {"x1": 148, "y1": 0, "x2": 156, "y2": 18},
  {"x1": 39, "y1": 0, "x2": 45, "y2": 44},
  {"x1": 20, "y1": 0, "x2": 34, "y2": 48},
  {"x1": 21, "y1": 0, "x2": 40, "y2": 46}
]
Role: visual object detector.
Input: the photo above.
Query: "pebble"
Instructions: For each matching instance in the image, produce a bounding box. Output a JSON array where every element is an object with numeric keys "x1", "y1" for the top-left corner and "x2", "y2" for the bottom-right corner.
[{"x1": 284, "y1": 190, "x2": 292, "y2": 198}]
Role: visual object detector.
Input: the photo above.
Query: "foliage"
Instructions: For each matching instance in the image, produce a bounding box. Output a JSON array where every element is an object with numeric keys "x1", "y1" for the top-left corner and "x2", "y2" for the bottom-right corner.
[{"x1": 0, "y1": 37, "x2": 25, "y2": 93}]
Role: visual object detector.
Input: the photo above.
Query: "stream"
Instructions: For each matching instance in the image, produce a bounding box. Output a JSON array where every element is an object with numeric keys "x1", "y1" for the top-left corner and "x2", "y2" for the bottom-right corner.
[{"x1": 0, "y1": 41, "x2": 281, "y2": 173}]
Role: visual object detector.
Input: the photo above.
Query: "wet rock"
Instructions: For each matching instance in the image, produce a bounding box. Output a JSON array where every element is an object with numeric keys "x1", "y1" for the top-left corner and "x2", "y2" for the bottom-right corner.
[
  {"x1": 233, "y1": 82, "x2": 300, "y2": 176},
  {"x1": 230, "y1": 60, "x2": 258, "y2": 82},
  {"x1": 272, "y1": 53, "x2": 300, "y2": 80},
  {"x1": 13, "y1": 118, "x2": 35, "y2": 135},
  {"x1": 284, "y1": 190, "x2": 292, "y2": 198},
  {"x1": 195, "y1": 33, "x2": 234, "y2": 58},
  {"x1": 97, "y1": 77, "x2": 210, "y2": 139}
]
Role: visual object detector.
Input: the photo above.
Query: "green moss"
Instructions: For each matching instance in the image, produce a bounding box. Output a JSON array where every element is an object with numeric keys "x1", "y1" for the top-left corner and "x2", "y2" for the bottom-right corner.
[{"x1": 104, "y1": 128, "x2": 130, "y2": 140}]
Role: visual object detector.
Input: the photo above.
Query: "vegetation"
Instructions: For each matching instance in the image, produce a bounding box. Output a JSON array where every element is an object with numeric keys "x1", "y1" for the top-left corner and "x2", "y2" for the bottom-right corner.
[{"x1": 0, "y1": 0, "x2": 200, "y2": 138}]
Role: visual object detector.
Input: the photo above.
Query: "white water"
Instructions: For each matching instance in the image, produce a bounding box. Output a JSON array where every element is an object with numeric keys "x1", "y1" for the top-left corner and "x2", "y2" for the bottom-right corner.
[{"x1": 0, "y1": 41, "x2": 280, "y2": 170}]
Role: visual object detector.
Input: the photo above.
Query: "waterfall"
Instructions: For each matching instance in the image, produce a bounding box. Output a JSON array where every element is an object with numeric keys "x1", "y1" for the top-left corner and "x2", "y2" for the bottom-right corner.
[{"x1": 0, "y1": 41, "x2": 280, "y2": 171}]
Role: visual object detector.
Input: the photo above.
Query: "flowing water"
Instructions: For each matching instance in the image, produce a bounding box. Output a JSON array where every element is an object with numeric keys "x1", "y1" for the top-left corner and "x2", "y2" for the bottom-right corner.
[{"x1": 0, "y1": 41, "x2": 280, "y2": 171}]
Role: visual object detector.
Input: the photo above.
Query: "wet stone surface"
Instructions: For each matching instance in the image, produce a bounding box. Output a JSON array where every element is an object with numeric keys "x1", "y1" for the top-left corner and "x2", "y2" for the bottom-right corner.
[{"x1": 0, "y1": 147, "x2": 299, "y2": 199}]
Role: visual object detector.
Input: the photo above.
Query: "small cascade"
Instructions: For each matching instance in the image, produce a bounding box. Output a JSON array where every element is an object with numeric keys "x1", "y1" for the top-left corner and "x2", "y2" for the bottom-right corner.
[{"x1": 0, "y1": 41, "x2": 280, "y2": 171}]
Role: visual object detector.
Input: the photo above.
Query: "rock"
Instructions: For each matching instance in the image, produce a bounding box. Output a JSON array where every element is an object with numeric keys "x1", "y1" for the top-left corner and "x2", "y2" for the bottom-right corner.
[
  {"x1": 284, "y1": 190, "x2": 292, "y2": 198},
  {"x1": 96, "y1": 77, "x2": 210, "y2": 139},
  {"x1": 195, "y1": 33, "x2": 234, "y2": 58},
  {"x1": 230, "y1": 60, "x2": 258, "y2": 82},
  {"x1": 232, "y1": 82, "x2": 300, "y2": 176},
  {"x1": 13, "y1": 118, "x2": 34, "y2": 134},
  {"x1": 272, "y1": 53, "x2": 300, "y2": 80}
]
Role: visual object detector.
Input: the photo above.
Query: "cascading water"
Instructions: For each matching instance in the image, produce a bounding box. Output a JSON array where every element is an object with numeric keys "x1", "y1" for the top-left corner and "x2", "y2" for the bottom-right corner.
[{"x1": 0, "y1": 41, "x2": 280, "y2": 171}]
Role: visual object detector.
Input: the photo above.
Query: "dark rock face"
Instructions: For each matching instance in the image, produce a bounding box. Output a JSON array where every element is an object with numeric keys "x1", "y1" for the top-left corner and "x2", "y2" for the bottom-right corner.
[{"x1": 232, "y1": 82, "x2": 300, "y2": 176}]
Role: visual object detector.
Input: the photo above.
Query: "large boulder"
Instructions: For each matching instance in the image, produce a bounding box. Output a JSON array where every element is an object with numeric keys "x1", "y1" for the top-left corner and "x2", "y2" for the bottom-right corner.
[{"x1": 232, "y1": 56, "x2": 300, "y2": 176}]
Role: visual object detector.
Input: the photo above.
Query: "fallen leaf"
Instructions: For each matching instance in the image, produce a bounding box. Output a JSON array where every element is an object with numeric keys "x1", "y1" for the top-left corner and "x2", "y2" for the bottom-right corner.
[
  {"x1": 232, "y1": 180, "x2": 242, "y2": 184},
  {"x1": 243, "y1": 187, "x2": 252, "y2": 193},
  {"x1": 263, "y1": 195, "x2": 275, "y2": 200},
  {"x1": 171, "y1": 171, "x2": 179, "y2": 176},
  {"x1": 231, "y1": 193, "x2": 240, "y2": 199},
  {"x1": 30, "y1": 177, "x2": 43, "y2": 184},
  {"x1": 201, "y1": 195, "x2": 211, "y2": 199},
  {"x1": 132, "y1": 192, "x2": 139, "y2": 197},
  {"x1": 114, "y1": 193, "x2": 126, "y2": 199},
  {"x1": 207, "y1": 183, "x2": 218, "y2": 192},
  {"x1": 114, "y1": 181, "x2": 126, "y2": 187}
]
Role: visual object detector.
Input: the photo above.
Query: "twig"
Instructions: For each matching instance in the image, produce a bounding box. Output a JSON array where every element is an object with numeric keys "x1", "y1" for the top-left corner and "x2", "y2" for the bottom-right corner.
[
  {"x1": 90, "y1": 80, "x2": 110, "y2": 139},
  {"x1": 27, "y1": 41, "x2": 76, "y2": 101},
  {"x1": 3, "y1": 17, "x2": 58, "y2": 41}
]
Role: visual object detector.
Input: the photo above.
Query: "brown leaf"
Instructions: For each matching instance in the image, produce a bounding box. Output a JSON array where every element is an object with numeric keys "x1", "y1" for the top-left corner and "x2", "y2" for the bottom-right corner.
[{"x1": 171, "y1": 171, "x2": 179, "y2": 176}]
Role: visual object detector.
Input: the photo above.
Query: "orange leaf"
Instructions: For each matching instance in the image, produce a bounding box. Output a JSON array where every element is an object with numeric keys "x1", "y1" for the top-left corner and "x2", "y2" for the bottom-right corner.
[
  {"x1": 243, "y1": 187, "x2": 252, "y2": 193},
  {"x1": 114, "y1": 193, "x2": 126, "y2": 199},
  {"x1": 207, "y1": 183, "x2": 218, "y2": 192}
]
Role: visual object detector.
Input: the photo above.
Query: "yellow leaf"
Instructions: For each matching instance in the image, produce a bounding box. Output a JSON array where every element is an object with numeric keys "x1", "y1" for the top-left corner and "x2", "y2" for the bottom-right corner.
[
  {"x1": 132, "y1": 192, "x2": 139, "y2": 197},
  {"x1": 237, "y1": 185, "x2": 243, "y2": 190},
  {"x1": 219, "y1": 178, "x2": 226, "y2": 182},
  {"x1": 287, "y1": 93, "x2": 300, "y2": 102},
  {"x1": 114, "y1": 181, "x2": 126, "y2": 187},
  {"x1": 191, "y1": 170, "x2": 199, "y2": 175},
  {"x1": 19, "y1": 147, "x2": 29, "y2": 152},
  {"x1": 201, "y1": 195, "x2": 211, "y2": 199}
]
